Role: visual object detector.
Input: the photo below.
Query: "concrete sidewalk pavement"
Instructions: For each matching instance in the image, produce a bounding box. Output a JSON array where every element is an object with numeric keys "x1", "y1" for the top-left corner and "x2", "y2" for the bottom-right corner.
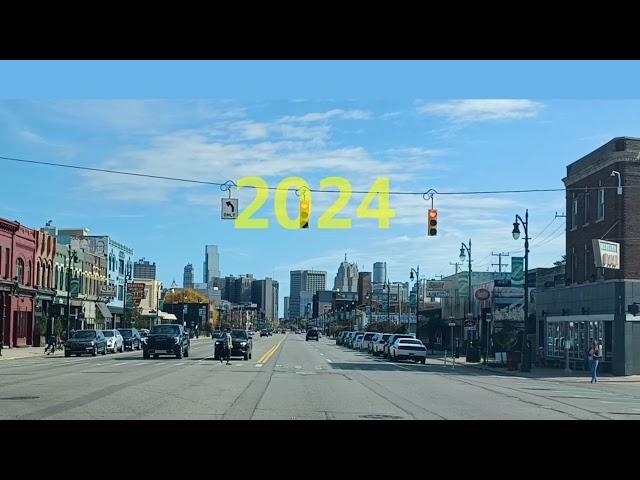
[
  {"x1": 0, "y1": 345, "x2": 59, "y2": 360},
  {"x1": 427, "y1": 354, "x2": 640, "y2": 383}
]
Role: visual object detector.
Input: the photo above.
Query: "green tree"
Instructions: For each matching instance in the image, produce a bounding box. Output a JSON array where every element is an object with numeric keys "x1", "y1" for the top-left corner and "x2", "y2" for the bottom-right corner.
[{"x1": 129, "y1": 307, "x2": 149, "y2": 330}]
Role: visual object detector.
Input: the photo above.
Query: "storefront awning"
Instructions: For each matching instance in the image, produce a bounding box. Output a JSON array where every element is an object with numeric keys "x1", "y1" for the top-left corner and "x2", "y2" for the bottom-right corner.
[
  {"x1": 159, "y1": 311, "x2": 178, "y2": 321},
  {"x1": 547, "y1": 314, "x2": 613, "y2": 323},
  {"x1": 97, "y1": 302, "x2": 112, "y2": 319}
]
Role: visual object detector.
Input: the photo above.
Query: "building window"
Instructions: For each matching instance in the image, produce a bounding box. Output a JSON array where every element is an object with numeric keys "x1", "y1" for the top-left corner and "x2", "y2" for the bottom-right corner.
[
  {"x1": 571, "y1": 193, "x2": 578, "y2": 229},
  {"x1": 119, "y1": 259, "x2": 124, "y2": 275},
  {"x1": 4, "y1": 248, "x2": 9, "y2": 279},
  {"x1": 597, "y1": 184, "x2": 605, "y2": 221},
  {"x1": 118, "y1": 285, "x2": 123, "y2": 301},
  {"x1": 570, "y1": 248, "x2": 576, "y2": 284},
  {"x1": 584, "y1": 191, "x2": 590, "y2": 225},
  {"x1": 26, "y1": 260, "x2": 32, "y2": 286},
  {"x1": 584, "y1": 245, "x2": 588, "y2": 282},
  {"x1": 16, "y1": 258, "x2": 24, "y2": 284}
]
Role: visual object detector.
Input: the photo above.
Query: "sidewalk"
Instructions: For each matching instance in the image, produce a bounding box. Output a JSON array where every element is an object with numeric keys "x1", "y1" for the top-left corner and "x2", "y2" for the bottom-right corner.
[
  {"x1": 427, "y1": 354, "x2": 640, "y2": 383},
  {"x1": 0, "y1": 345, "x2": 59, "y2": 360}
]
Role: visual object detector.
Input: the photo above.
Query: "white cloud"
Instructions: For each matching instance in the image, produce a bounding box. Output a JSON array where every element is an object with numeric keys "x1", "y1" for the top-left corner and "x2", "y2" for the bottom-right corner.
[
  {"x1": 417, "y1": 99, "x2": 543, "y2": 123},
  {"x1": 279, "y1": 109, "x2": 371, "y2": 123}
]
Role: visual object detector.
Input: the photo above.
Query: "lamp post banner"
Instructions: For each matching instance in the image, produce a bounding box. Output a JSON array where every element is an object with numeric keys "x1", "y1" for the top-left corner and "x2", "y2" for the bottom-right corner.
[{"x1": 511, "y1": 257, "x2": 524, "y2": 286}]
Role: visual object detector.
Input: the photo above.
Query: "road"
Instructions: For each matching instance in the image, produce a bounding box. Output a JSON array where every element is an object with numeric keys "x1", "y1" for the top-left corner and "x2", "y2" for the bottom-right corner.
[{"x1": 2, "y1": 332, "x2": 640, "y2": 419}]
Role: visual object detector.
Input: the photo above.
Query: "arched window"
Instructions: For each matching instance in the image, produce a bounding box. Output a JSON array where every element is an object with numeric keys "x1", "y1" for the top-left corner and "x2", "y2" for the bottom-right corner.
[
  {"x1": 46, "y1": 262, "x2": 51, "y2": 288},
  {"x1": 16, "y1": 258, "x2": 24, "y2": 284},
  {"x1": 26, "y1": 260, "x2": 32, "y2": 286},
  {"x1": 54, "y1": 266, "x2": 58, "y2": 289},
  {"x1": 37, "y1": 261, "x2": 41, "y2": 287}
]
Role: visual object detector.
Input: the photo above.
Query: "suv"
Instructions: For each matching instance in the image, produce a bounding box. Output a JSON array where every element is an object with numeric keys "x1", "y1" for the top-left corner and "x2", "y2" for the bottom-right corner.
[
  {"x1": 142, "y1": 324, "x2": 190, "y2": 359},
  {"x1": 65, "y1": 329, "x2": 108, "y2": 357},
  {"x1": 214, "y1": 329, "x2": 253, "y2": 360},
  {"x1": 306, "y1": 329, "x2": 319, "y2": 341},
  {"x1": 119, "y1": 328, "x2": 141, "y2": 350}
]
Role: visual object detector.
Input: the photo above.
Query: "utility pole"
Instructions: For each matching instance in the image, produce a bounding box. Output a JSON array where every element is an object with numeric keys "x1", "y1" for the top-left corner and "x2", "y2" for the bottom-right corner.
[
  {"x1": 491, "y1": 252, "x2": 510, "y2": 273},
  {"x1": 449, "y1": 262, "x2": 461, "y2": 274}
]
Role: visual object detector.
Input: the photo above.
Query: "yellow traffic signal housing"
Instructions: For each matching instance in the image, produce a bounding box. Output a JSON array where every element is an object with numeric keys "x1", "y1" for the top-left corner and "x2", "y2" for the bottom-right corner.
[
  {"x1": 300, "y1": 198, "x2": 310, "y2": 228},
  {"x1": 428, "y1": 209, "x2": 438, "y2": 236}
]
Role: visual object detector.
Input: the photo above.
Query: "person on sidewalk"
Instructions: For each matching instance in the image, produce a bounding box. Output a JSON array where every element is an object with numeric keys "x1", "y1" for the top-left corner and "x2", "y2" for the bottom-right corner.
[
  {"x1": 589, "y1": 340, "x2": 601, "y2": 383},
  {"x1": 44, "y1": 334, "x2": 56, "y2": 355}
]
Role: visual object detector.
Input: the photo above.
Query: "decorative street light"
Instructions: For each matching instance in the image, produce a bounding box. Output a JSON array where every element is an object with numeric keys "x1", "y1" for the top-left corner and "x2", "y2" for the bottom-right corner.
[
  {"x1": 382, "y1": 281, "x2": 391, "y2": 323},
  {"x1": 458, "y1": 239, "x2": 472, "y2": 317},
  {"x1": 410, "y1": 267, "x2": 420, "y2": 336},
  {"x1": 66, "y1": 249, "x2": 78, "y2": 336},
  {"x1": 512, "y1": 209, "x2": 531, "y2": 372}
]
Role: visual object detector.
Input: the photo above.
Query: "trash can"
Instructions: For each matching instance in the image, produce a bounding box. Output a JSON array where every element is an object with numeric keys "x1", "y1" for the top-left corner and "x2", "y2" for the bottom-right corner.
[
  {"x1": 467, "y1": 346, "x2": 481, "y2": 363},
  {"x1": 507, "y1": 351, "x2": 521, "y2": 370}
]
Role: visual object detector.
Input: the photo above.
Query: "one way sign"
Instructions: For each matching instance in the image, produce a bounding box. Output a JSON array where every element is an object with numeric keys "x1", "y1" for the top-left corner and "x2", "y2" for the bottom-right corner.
[{"x1": 221, "y1": 198, "x2": 238, "y2": 219}]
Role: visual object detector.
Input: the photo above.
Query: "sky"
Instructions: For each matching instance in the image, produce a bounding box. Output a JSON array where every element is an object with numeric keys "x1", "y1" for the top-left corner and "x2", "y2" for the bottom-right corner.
[{"x1": 1, "y1": 61, "x2": 640, "y2": 316}]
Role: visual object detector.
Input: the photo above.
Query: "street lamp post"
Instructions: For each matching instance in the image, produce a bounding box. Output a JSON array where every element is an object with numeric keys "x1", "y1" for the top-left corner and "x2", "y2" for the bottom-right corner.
[
  {"x1": 459, "y1": 240, "x2": 472, "y2": 354},
  {"x1": 155, "y1": 282, "x2": 163, "y2": 329},
  {"x1": 410, "y1": 267, "x2": 420, "y2": 336},
  {"x1": 66, "y1": 249, "x2": 78, "y2": 337},
  {"x1": 512, "y1": 209, "x2": 530, "y2": 372},
  {"x1": 122, "y1": 269, "x2": 132, "y2": 329}
]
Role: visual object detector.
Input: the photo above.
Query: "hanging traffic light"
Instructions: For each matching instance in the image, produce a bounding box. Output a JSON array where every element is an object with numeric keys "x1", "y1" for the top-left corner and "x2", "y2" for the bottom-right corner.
[
  {"x1": 300, "y1": 198, "x2": 310, "y2": 229},
  {"x1": 428, "y1": 209, "x2": 438, "y2": 236}
]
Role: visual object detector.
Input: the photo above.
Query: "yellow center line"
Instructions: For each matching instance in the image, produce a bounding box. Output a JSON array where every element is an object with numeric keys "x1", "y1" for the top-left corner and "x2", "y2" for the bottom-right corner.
[{"x1": 257, "y1": 334, "x2": 287, "y2": 365}]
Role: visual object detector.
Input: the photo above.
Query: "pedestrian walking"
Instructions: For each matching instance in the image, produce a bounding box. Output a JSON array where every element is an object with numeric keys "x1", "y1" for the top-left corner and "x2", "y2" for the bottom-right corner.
[
  {"x1": 589, "y1": 340, "x2": 602, "y2": 383},
  {"x1": 44, "y1": 334, "x2": 56, "y2": 355}
]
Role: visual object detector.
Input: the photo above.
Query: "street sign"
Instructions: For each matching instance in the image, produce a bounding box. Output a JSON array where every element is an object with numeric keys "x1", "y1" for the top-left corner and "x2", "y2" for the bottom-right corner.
[
  {"x1": 221, "y1": 198, "x2": 239, "y2": 220},
  {"x1": 593, "y1": 239, "x2": 620, "y2": 269},
  {"x1": 426, "y1": 290, "x2": 449, "y2": 298},
  {"x1": 485, "y1": 313, "x2": 493, "y2": 322},
  {"x1": 475, "y1": 288, "x2": 490, "y2": 301},
  {"x1": 448, "y1": 322, "x2": 456, "y2": 327}
]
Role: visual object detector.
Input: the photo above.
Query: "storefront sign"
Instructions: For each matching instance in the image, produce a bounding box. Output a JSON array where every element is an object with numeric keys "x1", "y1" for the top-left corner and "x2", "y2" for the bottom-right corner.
[{"x1": 593, "y1": 239, "x2": 620, "y2": 269}]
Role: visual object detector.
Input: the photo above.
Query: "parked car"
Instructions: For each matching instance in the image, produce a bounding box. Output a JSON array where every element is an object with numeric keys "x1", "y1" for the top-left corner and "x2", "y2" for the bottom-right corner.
[
  {"x1": 383, "y1": 334, "x2": 415, "y2": 359},
  {"x1": 372, "y1": 333, "x2": 393, "y2": 355},
  {"x1": 260, "y1": 329, "x2": 269, "y2": 337},
  {"x1": 306, "y1": 329, "x2": 319, "y2": 341},
  {"x1": 64, "y1": 329, "x2": 108, "y2": 357},
  {"x1": 103, "y1": 329, "x2": 124, "y2": 353},
  {"x1": 212, "y1": 330, "x2": 223, "y2": 339},
  {"x1": 389, "y1": 338, "x2": 427, "y2": 363},
  {"x1": 349, "y1": 331, "x2": 364, "y2": 348},
  {"x1": 353, "y1": 334, "x2": 364, "y2": 350},
  {"x1": 119, "y1": 328, "x2": 141, "y2": 350},
  {"x1": 142, "y1": 324, "x2": 190, "y2": 359},
  {"x1": 361, "y1": 332, "x2": 378, "y2": 352},
  {"x1": 215, "y1": 329, "x2": 252, "y2": 360},
  {"x1": 343, "y1": 332, "x2": 355, "y2": 347}
]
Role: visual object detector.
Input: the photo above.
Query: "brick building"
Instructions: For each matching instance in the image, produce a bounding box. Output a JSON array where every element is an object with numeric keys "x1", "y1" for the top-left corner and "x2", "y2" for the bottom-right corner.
[{"x1": 537, "y1": 137, "x2": 640, "y2": 375}]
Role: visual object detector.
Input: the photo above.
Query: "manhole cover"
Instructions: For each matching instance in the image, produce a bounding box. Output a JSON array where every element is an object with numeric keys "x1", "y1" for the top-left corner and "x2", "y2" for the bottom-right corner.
[
  {"x1": 0, "y1": 396, "x2": 40, "y2": 400},
  {"x1": 360, "y1": 414, "x2": 403, "y2": 420}
]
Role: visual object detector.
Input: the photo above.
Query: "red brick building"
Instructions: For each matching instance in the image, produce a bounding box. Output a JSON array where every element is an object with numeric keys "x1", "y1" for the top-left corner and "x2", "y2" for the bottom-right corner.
[{"x1": 0, "y1": 217, "x2": 37, "y2": 347}]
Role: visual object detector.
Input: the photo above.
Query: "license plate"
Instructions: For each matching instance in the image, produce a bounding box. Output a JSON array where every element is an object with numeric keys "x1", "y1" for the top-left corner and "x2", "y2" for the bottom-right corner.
[
  {"x1": 409, "y1": 353, "x2": 415, "y2": 356},
  {"x1": 166, "y1": 350, "x2": 172, "y2": 353}
]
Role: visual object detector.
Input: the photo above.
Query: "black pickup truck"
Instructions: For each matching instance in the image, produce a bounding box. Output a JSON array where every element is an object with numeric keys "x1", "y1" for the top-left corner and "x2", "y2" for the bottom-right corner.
[{"x1": 142, "y1": 324, "x2": 190, "y2": 359}]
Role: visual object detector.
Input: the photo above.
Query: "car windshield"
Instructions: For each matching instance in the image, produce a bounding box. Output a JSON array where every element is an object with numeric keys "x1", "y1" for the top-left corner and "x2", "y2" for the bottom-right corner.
[
  {"x1": 398, "y1": 339, "x2": 422, "y2": 345},
  {"x1": 103, "y1": 331, "x2": 114, "y2": 337},
  {"x1": 381, "y1": 334, "x2": 392, "y2": 341},
  {"x1": 151, "y1": 325, "x2": 180, "y2": 335},
  {"x1": 72, "y1": 331, "x2": 96, "y2": 339},
  {"x1": 231, "y1": 330, "x2": 248, "y2": 339},
  {"x1": 363, "y1": 333, "x2": 375, "y2": 340},
  {"x1": 119, "y1": 330, "x2": 132, "y2": 337}
]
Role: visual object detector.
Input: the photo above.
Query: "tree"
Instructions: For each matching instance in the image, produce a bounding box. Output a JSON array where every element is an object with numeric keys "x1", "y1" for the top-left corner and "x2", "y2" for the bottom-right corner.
[
  {"x1": 553, "y1": 255, "x2": 566, "y2": 267},
  {"x1": 164, "y1": 288, "x2": 208, "y2": 305},
  {"x1": 130, "y1": 307, "x2": 148, "y2": 330}
]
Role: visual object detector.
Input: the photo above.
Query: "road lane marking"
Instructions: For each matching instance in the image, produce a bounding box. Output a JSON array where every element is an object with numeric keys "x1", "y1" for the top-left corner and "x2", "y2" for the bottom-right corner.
[
  {"x1": 257, "y1": 336, "x2": 286, "y2": 364},
  {"x1": 114, "y1": 362, "x2": 127, "y2": 366},
  {"x1": 295, "y1": 365, "x2": 302, "y2": 369},
  {"x1": 326, "y1": 359, "x2": 333, "y2": 363},
  {"x1": 255, "y1": 363, "x2": 263, "y2": 367}
]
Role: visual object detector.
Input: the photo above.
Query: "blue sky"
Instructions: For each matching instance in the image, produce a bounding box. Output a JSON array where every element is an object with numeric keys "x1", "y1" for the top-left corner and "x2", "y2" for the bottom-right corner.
[{"x1": 1, "y1": 61, "x2": 640, "y2": 316}]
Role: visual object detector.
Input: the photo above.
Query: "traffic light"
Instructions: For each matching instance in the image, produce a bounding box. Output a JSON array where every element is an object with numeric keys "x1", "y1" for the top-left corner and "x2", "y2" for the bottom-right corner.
[
  {"x1": 427, "y1": 209, "x2": 438, "y2": 236},
  {"x1": 629, "y1": 303, "x2": 640, "y2": 316},
  {"x1": 300, "y1": 198, "x2": 310, "y2": 229}
]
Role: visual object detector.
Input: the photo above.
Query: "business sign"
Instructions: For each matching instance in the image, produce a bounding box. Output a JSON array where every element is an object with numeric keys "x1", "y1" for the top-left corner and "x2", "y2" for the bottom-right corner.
[
  {"x1": 221, "y1": 198, "x2": 239, "y2": 220},
  {"x1": 493, "y1": 287, "x2": 524, "y2": 298},
  {"x1": 475, "y1": 288, "x2": 491, "y2": 301},
  {"x1": 458, "y1": 275, "x2": 469, "y2": 297},
  {"x1": 511, "y1": 257, "x2": 524, "y2": 286},
  {"x1": 427, "y1": 281, "x2": 445, "y2": 291},
  {"x1": 593, "y1": 239, "x2": 620, "y2": 269},
  {"x1": 69, "y1": 278, "x2": 79, "y2": 298},
  {"x1": 71, "y1": 236, "x2": 108, "y2": 256},
  {"x1": 99, "y1": 284, "x2": 117, "y2": 298},
  {"x1": 426, "y1": 290, "x2": 449, "y2": 298}
]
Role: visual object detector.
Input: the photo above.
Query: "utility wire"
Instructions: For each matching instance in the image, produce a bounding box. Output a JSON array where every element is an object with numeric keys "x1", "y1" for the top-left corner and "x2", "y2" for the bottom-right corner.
[{"x1": 0, "y1": 154, "x2": 632, "y2": 196}]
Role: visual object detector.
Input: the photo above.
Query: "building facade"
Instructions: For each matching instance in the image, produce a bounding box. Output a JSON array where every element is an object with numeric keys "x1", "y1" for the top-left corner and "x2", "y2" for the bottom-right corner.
[
  {"x1": 357, "y1": 272, "x2": 372, "y2": 306},
  {"x1": 373, "y1": 262, "x2": 387, "y2": 284},
  {"x1": 183, "y1": 263, "x2": 194, "y2": 289},
  {"x1": 34, "y1": 230, "x2": 56, "y2": 343},
  {"x1": 133, "y1": 258, "x2": 156, "y2": 280},
  {"x1": 289, "y1": 270, "x2": 327, "y2": 320},
  {"x1": 538, "y1": 137, "x2": 640, "y2": 375},
  {"x1": 333, "y1": 254, "x2": 359, "y2": 292},
  {"x1": 203, "y1": 245, "x2": 220, "y2": 283}
]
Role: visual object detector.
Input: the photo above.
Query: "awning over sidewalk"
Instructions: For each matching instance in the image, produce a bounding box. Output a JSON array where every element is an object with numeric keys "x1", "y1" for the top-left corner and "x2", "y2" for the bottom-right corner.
[
  {"x1": 159, "y1": 311, "x2": 178, "y2": 321},
  {"x1": 97, "y1": 302, "x2": 112, "y2": 319}
]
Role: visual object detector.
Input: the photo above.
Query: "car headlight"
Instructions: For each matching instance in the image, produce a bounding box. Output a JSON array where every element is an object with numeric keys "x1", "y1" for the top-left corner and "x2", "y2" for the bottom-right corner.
[
  {"x1": 174, "y1": 337, "x2": 180, "y2": 344},
  {"x1": 240, "y1": 341, "x2": 247, "y2": 346},
  {"x1": 90, "y1": 341, "x2": 95, "y2": 346}
]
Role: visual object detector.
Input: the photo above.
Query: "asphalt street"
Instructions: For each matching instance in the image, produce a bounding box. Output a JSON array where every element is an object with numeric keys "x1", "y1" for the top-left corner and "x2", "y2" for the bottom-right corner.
[{"x1": 2, "y1": 332, "x2": 640, "y2": 419}]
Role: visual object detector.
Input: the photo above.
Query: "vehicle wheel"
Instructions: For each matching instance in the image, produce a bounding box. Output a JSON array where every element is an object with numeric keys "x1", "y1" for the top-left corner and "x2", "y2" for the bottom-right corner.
[
  {"x1": 249, "y1": 352, "x2": 252, "y2": 359},
  {"x1": 184, "y1": 348, "x2": 189, "y2": 358},
  {"x1": 119, "y1": 344, "x2": 124, "y2": 353},
  {"x1": 102, "y1": 345, "x2": 107, "y2": 355},
  {"x1": 153, "y1": 354, "x2": 159, "y2": 359},
  {"x1": 143, "y1": 352, "x2": 149, "y2": 359},
  {"x1": 65, "y1": 351, "x2": 70, "y2": 357},
  {"x1": 92, "y1": 346, "x2": 97, "y2": 357},
  {"x1": 421, "y1": 358, "x2": 426, "y2": 364},
  {"x1": 244, "y1": 352, "x2": 249, "y2": 360},
  {"x1": 176, "y1": 348, "x2": 183, "y2": 359}
]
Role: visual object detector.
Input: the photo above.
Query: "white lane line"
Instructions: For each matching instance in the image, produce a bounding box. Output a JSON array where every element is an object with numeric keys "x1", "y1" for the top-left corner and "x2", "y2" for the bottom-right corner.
[
  {"x1": 177, "y1": 362, "x2": 185, "y2": 366},
  {"x1": 320, "y1": 353, "x2": 325, "y2": 356},
  {"x1": 326, "y1": 359, "x2": 333, "y2": 363},
  {"x1": 134, "y1": 362, "x2": 145, "y2": 365},
  {"x1": 95, "y1": 363, "x2": 104, "y2": 366},
  {"x1": 114, "y1": 362, "x2": 127, "y2": 366},
  {"x1": 255, "y1": 364, "x2": 263, "y2": 367},
  {"x1": 315, "y1": 366, "x2": 324, "y2": 370},
  {"x1": 295, "y1": 365, "x2": 302, "y2": 369}
]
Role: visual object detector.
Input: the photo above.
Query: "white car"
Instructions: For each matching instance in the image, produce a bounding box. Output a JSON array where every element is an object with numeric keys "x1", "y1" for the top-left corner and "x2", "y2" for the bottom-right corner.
[
  {"x1": 361, "y1": 332, "x2": 378, "y2": 352},
  {"x1": 372, "y1": 333, "x2": 393, "y2": 355},
  {"x1": 103, "y1": 329, "x2": 124, "y2": 353},
  {"x1": 390, "y1": 338, "x2": 427, "y2": 364},
  {"x1": 353, "y1": 334, "x2": 364, "y2": 350}
]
